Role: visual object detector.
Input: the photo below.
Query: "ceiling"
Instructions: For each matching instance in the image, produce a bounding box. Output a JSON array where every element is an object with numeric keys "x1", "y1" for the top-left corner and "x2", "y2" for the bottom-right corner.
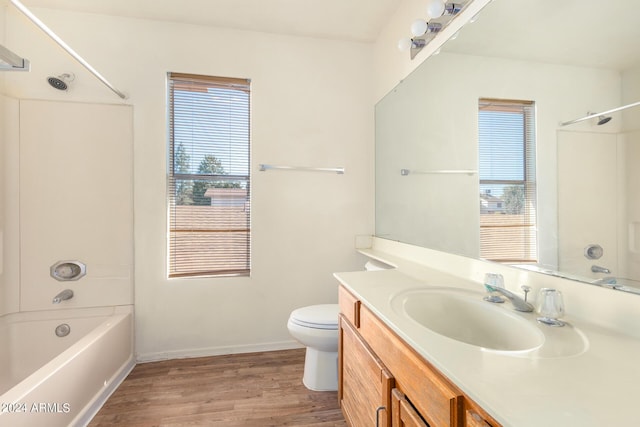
[
  {"x1": 18, "y1": 0, "x2": 402, "y2": 42},
  {"x1": 444, "y1": 0, "x2": 640, "y2": 72},
  {"x1": 15, "y1": 0, "x2": 638, "y2": 71}
]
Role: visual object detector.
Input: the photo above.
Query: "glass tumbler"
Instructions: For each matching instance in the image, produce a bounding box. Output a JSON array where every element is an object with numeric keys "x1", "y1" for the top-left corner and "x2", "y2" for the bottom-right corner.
[{"x1": 536, "y1": 288, "x2": 565, "y2": 327}]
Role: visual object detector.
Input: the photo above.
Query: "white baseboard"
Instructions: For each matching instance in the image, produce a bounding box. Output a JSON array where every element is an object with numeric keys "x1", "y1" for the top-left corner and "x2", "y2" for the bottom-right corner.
[{"x1": 136, "y1": 340, "x2": 304, "y2": 363}]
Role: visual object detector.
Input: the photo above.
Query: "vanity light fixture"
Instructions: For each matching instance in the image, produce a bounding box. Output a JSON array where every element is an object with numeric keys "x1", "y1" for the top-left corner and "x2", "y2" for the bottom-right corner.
[
  {"x1": 427, "y1": 0, "x2": 447, "y2": 18},
  {"x1": 399, "y1": 1, "x2": 468, "y2": 59},
  {"x1": 430, "y1": 1, "x2": 464, "y2": 18}
]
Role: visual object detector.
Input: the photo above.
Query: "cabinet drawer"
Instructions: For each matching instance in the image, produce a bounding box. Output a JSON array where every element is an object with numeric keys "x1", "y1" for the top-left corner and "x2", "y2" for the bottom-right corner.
[
  {"x1": 359, "y1": 305, "x2": 462, "y2": 427},
  {"x1": 339, "y1": 285, "x2": 360, "y2": 328}
]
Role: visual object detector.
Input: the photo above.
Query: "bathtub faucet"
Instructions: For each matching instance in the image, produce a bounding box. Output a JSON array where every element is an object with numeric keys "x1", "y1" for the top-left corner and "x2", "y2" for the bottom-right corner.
[
  {"x1": 52, "y1": 289, "x2": 74, "y2": 304},
  {"x1": 591, "y1": 265, "x2": 611, "y2": 274}
]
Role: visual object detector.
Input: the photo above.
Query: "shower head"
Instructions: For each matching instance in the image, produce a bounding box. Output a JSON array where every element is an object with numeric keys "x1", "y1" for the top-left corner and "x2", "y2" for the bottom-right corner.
[
  {"x1": 587, "y1": 111, "x2": 613, "y2": 126},
  {"x1": 47, "y1": 73, "x2": 74, "y2": 91},
  {"x1": 597, "y1": 115, "x2": 612, "y2": 125}
]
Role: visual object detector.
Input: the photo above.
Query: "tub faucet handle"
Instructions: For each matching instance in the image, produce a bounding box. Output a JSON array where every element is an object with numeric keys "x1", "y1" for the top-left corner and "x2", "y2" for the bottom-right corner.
[{"x1": 52, "y1": 289, "x2": 74, "y2": 304}]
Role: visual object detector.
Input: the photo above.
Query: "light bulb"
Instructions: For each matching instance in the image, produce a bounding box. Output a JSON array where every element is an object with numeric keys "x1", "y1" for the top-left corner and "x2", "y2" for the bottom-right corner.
[
  {"x1": 426, "y1": 0, "x2": 446, "y2": 19},
  {"x1": 398, "y1": 37, "x2": 413, "y2": 52},
  {"x1": 410, "y1": 19, "x2": 428, "y2": 37}
]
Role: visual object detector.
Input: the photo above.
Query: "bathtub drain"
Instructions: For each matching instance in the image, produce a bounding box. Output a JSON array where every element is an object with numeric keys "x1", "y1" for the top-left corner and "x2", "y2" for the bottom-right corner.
[{"x1": 55, "y1": 323, "x2": 71, "y2": 337}]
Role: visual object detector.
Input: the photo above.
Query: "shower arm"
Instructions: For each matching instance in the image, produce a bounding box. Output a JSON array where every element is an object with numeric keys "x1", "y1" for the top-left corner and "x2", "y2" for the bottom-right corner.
[
  {"x1": 9, "y1": 0, "x2": 127, "y2": 100},
  {"x1": 560, "y1": 100, "x2": 640, "y2": 127}
]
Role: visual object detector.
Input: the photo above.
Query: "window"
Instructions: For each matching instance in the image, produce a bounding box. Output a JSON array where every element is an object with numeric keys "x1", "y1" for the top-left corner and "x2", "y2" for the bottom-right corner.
[
  {"x1": 168, "y1": 73, "x2": 251, "y2": 278},
  {"x1": 478, "y1": 98, "x2": 537, "y2": 263}
]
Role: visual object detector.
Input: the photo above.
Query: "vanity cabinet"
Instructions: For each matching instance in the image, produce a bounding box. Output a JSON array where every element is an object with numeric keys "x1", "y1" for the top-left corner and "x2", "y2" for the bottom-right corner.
[{"x1": 338, "y1": 285, "x2": 501, "y2": 427}]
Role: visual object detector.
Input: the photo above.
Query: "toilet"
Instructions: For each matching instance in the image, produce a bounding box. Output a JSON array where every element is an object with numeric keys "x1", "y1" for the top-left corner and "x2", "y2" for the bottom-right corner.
[
  {"x1": 287, "y1": 304, "x2": 339, "y2": 391},
  {"x1": 287, "y1": 259, "x2": 392, "y2": 391}
]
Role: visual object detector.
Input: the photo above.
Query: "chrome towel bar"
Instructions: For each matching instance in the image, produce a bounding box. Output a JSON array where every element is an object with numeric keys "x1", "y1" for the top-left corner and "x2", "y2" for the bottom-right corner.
[
  {"x1": 400, "y1": 169, "x2": 477, "y2": 175},
  {"x1": 259, "y1": 164, "x2": 345, "y2": 174}
]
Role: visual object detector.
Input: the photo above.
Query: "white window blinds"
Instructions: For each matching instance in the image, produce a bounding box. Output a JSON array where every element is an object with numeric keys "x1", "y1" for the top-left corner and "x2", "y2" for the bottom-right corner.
[
  {"x1": 168, "y1": 73, "x2": 251, "y2": 278},
  {"x1": 478, "y1": 99, "x2": 537, "y2": 263}
]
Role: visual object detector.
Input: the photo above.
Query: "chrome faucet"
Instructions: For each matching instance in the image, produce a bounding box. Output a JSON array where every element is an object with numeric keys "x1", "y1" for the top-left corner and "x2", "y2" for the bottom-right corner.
[
  {"x1": 52, "y1": 289, "x2": 74, "y2": 304},
  {"x1": 591, "y1": 265, "x2": 611, "y2": 274},
  {"x1": 483, "y1": 273, "x2": 534, "y2": 312},
  {"x1": 485, "y1": 285, "x2": 534, "y2": 312}
]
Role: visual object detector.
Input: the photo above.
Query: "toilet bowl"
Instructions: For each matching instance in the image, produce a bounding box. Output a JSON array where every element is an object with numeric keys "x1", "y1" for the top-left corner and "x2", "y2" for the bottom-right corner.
[
  {"x1": 287, "y1": 260, "x2": 391, "y2": 391},
  {"x1": 287, "y1": 304, "x2": 339, "y2": 391}
]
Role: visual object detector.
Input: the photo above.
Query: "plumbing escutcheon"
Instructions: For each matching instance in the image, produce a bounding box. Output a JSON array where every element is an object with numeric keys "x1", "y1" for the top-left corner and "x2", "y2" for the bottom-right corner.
[
  {"x1": 50, "y1": 260, "x2": 86, "y2": 281},
  {"x1": 584, "y1": 244, "x2": 604, "y2": 260}
]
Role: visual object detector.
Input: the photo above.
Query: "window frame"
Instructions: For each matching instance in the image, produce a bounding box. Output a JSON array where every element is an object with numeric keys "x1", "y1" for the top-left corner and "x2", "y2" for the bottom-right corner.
[
  {"x1": 478, "y1": 98, "x2": 538, "y2": 264},
  {"x1": 167, "y1": 72, "x2": 251, "y2": 279}
]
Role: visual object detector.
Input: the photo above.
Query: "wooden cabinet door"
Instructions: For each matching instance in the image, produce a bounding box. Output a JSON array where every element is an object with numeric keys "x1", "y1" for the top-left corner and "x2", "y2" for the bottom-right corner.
[
  {"x1": 392, "y1": 389, "x2": 429, "y2": 427},
  {"x1": 359, "y1": 304, "x2": 462, "y2": 427},
  {"x1": 339, "y1": 314, "x2": 394, "y2": 427}
]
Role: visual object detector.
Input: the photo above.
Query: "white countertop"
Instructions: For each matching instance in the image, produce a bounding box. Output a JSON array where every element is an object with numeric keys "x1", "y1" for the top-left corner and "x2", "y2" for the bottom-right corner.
[{"x1": 334, "y1": 259, "x2": 640, "y2": 427}]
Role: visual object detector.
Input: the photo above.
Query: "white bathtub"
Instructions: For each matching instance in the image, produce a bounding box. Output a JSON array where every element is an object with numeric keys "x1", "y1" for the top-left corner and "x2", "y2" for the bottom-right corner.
[{"x1": 0, "y1": 306, "x2": 135, "y2": 426}]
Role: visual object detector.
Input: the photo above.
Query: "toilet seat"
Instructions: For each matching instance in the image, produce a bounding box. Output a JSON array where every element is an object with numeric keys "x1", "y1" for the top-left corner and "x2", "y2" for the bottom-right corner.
[{"x1": 289, "y1": 304, "x2": 338, "y2": 330}]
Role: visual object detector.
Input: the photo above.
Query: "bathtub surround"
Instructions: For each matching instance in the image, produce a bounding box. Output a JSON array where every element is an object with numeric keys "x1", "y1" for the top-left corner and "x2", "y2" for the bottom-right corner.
[
  {"x1": 1, "y1": 97, "x2": 134, "y2": 315},
  {"x1": 18, "y1": 99, "x2": 134, "y2": 311},
  {"x1": 0, "y1": 94, "x2": 135, "y2": 426}
]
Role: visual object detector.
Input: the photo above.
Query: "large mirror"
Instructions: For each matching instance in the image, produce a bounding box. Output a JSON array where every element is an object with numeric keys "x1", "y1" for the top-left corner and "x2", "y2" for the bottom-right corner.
[{"x1": 375, "y1": 0, "x2": 640, "y2": 293}]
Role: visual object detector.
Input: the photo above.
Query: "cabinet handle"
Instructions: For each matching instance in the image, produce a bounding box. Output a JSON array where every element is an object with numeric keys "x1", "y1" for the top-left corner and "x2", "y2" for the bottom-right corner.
[
  {"x1": 469, "y1": 410, "x2": 492, "y2": 426},
  {"x1": 376, "y1": 406, "x2": 386, "y2": 427}
]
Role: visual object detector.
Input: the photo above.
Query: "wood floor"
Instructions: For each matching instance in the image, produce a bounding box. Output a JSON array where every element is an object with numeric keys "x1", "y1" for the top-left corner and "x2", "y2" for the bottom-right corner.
[{"x1": 88, "y1": 348, "x2": 347, "y2": 427}]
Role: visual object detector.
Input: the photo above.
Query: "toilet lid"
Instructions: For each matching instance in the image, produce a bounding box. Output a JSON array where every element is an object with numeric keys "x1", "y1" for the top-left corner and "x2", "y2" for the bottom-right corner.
[{"x1": 289, "y1": 304, "x2": 339, "y2": 330}]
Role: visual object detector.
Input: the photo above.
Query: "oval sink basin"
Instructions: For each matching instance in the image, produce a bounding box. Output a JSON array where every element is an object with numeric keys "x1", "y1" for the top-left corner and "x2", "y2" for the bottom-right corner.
[{"x1": 391, "y1": 287, "x2": 545, "y2": 351}]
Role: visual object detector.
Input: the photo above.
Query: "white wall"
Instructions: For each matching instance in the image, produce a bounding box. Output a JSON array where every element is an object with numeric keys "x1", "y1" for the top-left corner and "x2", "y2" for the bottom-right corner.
[{"x1": 3, "y1": 7, "x2": 374, "y2": 360}]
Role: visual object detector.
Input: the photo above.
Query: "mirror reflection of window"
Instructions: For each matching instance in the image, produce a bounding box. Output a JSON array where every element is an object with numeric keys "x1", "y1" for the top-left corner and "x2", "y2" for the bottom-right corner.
[{"x1": 478, "y1": 99, "x2": 537, "y2": 264}]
